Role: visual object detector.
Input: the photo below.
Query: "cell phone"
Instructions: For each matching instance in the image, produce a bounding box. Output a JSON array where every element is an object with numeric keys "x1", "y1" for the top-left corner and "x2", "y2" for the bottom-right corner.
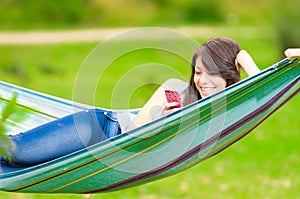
[{"x1": 164, "y1": 90, "x2": 182, "y2": 108}]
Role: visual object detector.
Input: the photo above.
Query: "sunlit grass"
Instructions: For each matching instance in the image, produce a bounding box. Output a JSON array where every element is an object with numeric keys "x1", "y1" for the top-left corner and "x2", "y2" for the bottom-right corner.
[{"x1": 0, "y1": 26, "x2": 299, "y2": 199}]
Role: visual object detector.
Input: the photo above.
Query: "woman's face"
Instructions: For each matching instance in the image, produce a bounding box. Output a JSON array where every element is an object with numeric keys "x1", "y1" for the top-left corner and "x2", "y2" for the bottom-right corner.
[{"x1": 194, "y1": 57, "x2": 227, "y2": 98}]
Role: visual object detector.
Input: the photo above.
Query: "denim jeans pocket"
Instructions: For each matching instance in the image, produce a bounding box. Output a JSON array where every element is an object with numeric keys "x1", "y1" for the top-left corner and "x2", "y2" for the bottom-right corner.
[
  {"x1": 103, "y1": 111, "x2": 121, "y2": 138},
  {"x1": 89, "y1": 109, "x2": 121, "y2": 143}
]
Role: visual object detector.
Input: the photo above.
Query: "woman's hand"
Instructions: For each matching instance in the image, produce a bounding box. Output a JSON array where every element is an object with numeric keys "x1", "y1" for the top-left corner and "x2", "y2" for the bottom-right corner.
[
  {"x1": 235, "y1": 50, "x2": 260, "y2": 77},
  {"x1": 162, "y1": 102, "x2": 181, "y2": 116}
]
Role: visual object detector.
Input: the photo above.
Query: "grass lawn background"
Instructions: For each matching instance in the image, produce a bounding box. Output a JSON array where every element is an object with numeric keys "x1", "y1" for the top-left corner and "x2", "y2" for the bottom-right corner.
[{"x1": 0, "y1": 26, "x2": 299, "y2": 199}]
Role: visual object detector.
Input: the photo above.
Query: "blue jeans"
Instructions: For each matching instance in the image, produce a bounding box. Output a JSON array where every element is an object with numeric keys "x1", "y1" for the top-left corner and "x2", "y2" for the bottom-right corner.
[{"x1": 1, "y1": 108, "x2": 120, "y2": 168}]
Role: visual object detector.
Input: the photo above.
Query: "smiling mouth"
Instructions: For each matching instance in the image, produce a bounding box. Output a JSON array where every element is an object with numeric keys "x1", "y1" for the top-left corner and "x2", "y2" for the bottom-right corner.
[
  {"x1": 200, "y1": 86, "x2": 216, "y2": 96},
  {"x1": 201, "y1": 86, "x2": 216, "y2": 91}
]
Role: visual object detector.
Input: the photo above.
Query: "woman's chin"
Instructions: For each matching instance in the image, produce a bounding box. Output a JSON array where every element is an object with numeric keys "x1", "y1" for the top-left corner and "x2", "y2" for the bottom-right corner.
[
  {"x1": 200, "y1": 93, "x2": 209, "y2": 98},
  {"x1": 200, "y1": 91, "x2": 212, "y2": 98}
]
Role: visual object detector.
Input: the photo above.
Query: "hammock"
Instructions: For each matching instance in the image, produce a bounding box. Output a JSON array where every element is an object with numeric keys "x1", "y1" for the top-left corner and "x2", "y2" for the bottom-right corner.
[{"x1": 0, "y1": 56, "x2": 299, "y2": 194}]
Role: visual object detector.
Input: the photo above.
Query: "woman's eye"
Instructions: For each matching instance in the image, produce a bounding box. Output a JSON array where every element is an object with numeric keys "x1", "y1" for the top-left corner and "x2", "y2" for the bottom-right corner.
[
  {"x1": 195, "y1": 71, "x2": 202, "y2": 75},
  {"x1": 208, "y1": 72, "x2": 219, "y2": 76},
  {"x1": 207, "y1": 72, "x2": 216, "y2": 76}
]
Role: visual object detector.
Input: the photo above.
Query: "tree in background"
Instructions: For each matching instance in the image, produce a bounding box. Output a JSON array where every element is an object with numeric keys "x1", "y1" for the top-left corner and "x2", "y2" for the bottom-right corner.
[{"x1": 275, "y1": 0, "x2": 300, "y2": 56}]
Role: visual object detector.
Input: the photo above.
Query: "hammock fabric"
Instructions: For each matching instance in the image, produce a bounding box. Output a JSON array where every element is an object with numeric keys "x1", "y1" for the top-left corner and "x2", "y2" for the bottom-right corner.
[{"x1": 0, "y1": 57, "x2": 299, "y2": 193}]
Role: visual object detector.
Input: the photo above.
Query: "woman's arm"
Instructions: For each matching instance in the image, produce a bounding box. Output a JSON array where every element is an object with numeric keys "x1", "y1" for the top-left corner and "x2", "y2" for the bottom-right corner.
[
  {"x1": 127, "y1": 79, "x2": 186, "y2": 131},
  {"x1": 127, "y1": 86, "x2": 166, "y2": 131},
  {"x1": 235, "y1": 50, "x2": 260, "y2": 77}
]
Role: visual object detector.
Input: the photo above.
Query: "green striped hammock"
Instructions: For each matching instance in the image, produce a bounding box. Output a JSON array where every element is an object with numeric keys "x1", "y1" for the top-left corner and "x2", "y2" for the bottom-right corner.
[{"x1": 0, "y1": 57, "x2": 299, "y2": 193}]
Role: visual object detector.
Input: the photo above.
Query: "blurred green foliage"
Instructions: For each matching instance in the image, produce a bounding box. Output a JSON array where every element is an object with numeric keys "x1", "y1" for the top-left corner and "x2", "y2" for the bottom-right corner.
[
  {"x1": 273, "y1": 0, "x2": 300, "y2": 55},
  {"x1": 0, "y1": 93, "x2": 18, "y2": 161},
  {"x1": 0, "y1": 0, "x2": 271, "y2": 30},
  {"x1": 2, "y1": 0, "x2": 299, "y2": 51},
  {"x1": 0, "y1": 0, "x2": 223, "y2": 29},
  {"x1": 0, "y1": 0, "x2": 87, "y2": 29}
]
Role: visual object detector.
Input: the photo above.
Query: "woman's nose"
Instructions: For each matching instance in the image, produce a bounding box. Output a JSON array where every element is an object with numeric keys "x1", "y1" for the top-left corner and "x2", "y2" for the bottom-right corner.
[{"x1": 199, "y1": 74, "x2": 209, "y2": 84}]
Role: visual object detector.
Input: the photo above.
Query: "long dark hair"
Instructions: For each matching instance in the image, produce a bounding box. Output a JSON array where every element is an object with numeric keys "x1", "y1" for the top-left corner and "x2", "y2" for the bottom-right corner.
[{"x1": 183, "y1": 38, "x2": 241, "y2": 106}]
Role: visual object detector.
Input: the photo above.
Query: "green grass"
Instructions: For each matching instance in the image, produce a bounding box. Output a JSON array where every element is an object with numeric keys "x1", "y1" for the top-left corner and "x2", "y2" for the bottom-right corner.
[{"x1": 0, "y1": 26, "x2": 299, "y2": 199}]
